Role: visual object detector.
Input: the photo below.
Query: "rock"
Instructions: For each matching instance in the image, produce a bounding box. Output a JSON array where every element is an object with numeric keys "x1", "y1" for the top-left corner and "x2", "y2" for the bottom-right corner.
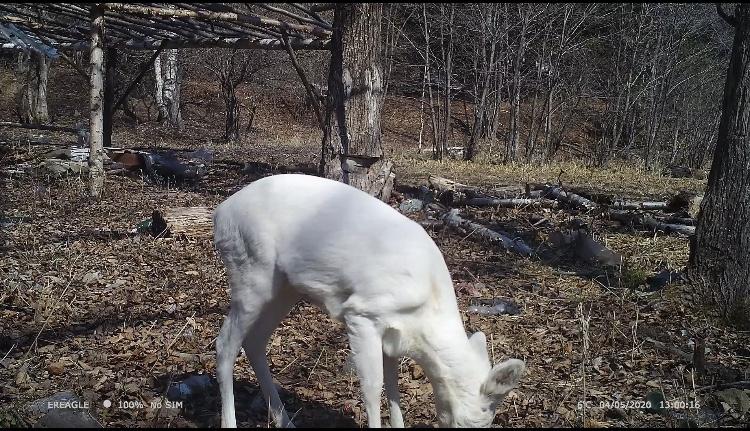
[
  {"x1": 399, "y1": 198, "x2": 425, "y2": 214},
  {"x1": 645, "y1": 270, "x2": 685, "y2": 292},
  {"x1": 411, "y1": 364, "x2": 424, "y2": 380},
  {"x1": 47, "y1": 362, "x2": 65, "y2": 376},
  {"x1": 166, "y1": 374, "x2": 215, "y2": 401},
  {"x1": 604, "y1": 407, "x2": 627, "y2": 420},
  {"x1": 417, "y1": 185, "x2": 435, "y2": 204},
  {"x1": 668, "y1": 191, "x2": 703, "y2": 218},
  {"x1": 467, "y1": 298, "x2": 521, "y2": 316},
  {"x1": 36, "y1": 159, "x2": 89, "y2": 176},
  {"x1": 26, "y1": 391, "x2": 101, "y2": 428},
  {"x1": 42, "y1": 148, "x2": 72, "y2": 160}
]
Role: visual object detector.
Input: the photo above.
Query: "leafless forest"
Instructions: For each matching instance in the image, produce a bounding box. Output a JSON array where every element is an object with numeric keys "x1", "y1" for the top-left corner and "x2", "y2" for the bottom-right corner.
[{"x1": 1, "y1": 3, "x2": 749, "y2": 428}]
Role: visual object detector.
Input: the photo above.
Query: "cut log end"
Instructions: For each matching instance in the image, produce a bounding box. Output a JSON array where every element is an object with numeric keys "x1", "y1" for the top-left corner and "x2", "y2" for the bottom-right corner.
[{"x1": 152, "y1": 206, "x2": 214, "y2": 239}]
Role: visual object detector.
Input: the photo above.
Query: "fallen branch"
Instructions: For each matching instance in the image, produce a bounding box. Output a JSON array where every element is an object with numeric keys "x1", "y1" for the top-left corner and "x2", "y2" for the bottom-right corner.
[
  {"x1": 428, "y1": 175, "x2": 524, "y2": 206},
  {"x1": 653, "y1": 215, "x2": 696, "y2": 227},
  {"x1": 644, "y1": 337, "x2": 692, "y2": 362},
  {"x1": 611, "y1": 200, "x2": 669, "y2": 211},
  {"x1": 441, "y1": 209, "x2": 532, "y2": 256},
  {"x1": 536, "y1": 184, "x2": 598, "y2": 212},
  {"x1": 464, "y1": 197, "x2": 558, "y2": 209},
  {"x1": 609, "y1": 210, "x2": 695, "y2": 236}
]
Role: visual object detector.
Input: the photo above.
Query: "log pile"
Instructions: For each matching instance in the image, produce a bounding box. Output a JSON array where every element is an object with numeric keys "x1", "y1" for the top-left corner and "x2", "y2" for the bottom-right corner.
[{"x1": 409, "y1": 174, "x2": 702, "y2": 258}]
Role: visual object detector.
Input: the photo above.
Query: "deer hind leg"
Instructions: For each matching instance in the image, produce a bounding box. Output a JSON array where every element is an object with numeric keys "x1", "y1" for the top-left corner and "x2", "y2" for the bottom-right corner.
[
  {"x1": 216, "y1": 302, "x2": 253, "y2": 428},
  {"x1": 242, "y1": 287, "x2": 300, "y2": 428},
  {"x1": 216, "y1": 268, "x2": 282, "y2": 428},
  {"x1": 345, "y1": 316, "x2": 384, "y2": 428},
  {"x1": 383, "y1": 354, "x2": 405, "y2": 428}
]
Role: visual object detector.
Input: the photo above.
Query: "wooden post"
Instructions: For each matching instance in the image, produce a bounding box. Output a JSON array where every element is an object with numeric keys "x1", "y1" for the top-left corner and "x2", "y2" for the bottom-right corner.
[
  {"x1": 103, "y1": 48, "x2": 117, "y2": 148},
  {"x1": 89, "y1": 4, "x2": 105, "y2": 198}
]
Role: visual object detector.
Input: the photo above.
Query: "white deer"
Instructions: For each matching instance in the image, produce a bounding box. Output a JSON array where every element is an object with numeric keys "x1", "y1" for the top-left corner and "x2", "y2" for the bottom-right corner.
[{"x1": 213, "y1": 174, "x2": 525, "y2": 428}]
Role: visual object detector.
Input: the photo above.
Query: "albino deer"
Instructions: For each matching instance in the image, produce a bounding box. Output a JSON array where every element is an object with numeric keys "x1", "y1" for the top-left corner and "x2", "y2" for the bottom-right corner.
[{"x1": 213, "y1": 174, "x2": 525, "y2": 428}]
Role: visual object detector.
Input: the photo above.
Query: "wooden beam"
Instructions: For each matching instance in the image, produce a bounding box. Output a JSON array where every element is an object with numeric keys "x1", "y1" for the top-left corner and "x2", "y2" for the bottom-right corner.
[
  {"x1": 115, "y1": 36, "x2": 330, "y2": 51},
  {"x1": 102, "y1": 3, "x2": 332, "y2": 38},
  {"x1": 3, "y1": 35, "x2": 330, "y2": 51},
  {"x1": 103, "y1": 47, "x2": 117, "y2": 148},
  {"x1": 89, "y1": 4, "x2": 105, "y2": 198},
  {"x1": 256, "y1": 3, "x2": 333, "y2": 30}
]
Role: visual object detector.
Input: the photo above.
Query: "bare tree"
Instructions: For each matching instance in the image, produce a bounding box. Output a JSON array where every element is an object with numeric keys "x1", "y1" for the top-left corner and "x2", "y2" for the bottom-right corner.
[{"x1": 203, "y1": 49, "x2": 268, "y2": 142}]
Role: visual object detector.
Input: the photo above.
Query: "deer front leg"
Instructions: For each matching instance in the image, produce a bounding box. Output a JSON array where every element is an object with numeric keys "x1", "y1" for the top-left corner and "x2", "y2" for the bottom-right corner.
[
  {"x1": 383, "y1": 354, "x2": 405, "y2": 428},
  {"x1": 345, "y1": 316, "x2": 384, "y2": 428}
]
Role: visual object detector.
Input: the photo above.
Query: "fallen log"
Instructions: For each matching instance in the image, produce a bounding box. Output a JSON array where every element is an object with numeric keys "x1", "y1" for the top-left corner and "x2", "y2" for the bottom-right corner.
[
  {"x1": 428, "y1": 175, "x2": 525, "y2": 206},
  {"x1": 608, "y1": 210, "x2": 695, "y2": 236},
  {"x1": 611, "y1": 200, "x2": 669, "y2": 210},
  {"x1": 464, "y1": 197, "x2": 558, "y2": 209},
  {"x1": 525, "y1": 182, "x2": 619, "y2": 205},
  {"x1": 427, "y1": 175, "x2": 475, "y2": 194},
  {"x1": 442, "y1": 209, "x2": 533, "y2": 256},
  {"x1": 654, "y1": 215, "x2": 696, "y2": 226},
  {"x1": 534, "y1": 184, "x2": 598, "y2": 211}
]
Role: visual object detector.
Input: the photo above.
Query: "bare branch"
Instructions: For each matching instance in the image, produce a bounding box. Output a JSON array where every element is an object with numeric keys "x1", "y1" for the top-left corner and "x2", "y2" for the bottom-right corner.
[{"x1": 716, "y1": 3, "x2": 738, "y2": 27}]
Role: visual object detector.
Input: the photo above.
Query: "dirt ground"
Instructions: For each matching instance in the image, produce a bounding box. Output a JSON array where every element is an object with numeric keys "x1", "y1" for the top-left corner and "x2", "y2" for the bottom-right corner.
[{"x1": 1, "y1": 66, "x2": 749, "y2": 428}]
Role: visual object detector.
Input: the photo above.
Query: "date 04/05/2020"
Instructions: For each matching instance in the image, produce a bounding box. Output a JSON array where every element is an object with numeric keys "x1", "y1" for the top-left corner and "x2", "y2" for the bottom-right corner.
[{"x1": 577, "y1": 400, "x2": 700, "y2": 410}]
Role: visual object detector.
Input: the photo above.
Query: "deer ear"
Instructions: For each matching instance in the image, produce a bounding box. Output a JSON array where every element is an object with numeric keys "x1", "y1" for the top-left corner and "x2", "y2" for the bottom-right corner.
[
  {"x1": 481, "y1": 359, "x2": 525, "y2": 402},
  {"x1": 468, "y1": 331, "x2": 489, "y2": 362}
]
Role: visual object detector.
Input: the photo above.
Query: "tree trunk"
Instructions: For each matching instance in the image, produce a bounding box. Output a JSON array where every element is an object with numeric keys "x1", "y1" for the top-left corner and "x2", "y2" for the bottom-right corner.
[
  {"x1": 222, "y1": 80, "x2": 240, "y2": 142},
  {"x1": 321, "y1": 3, "x2": 394, "y2": 202},
  {"x1": 506, "y1": 5, "x2": 528, "y2": 163},
  {"x1": 162, "y1": 49, "x2": 183, "y2": 130},
  {"x1": 153, "y1": 53, "x2": 168, "y2": 122},
  {"x1": 88, "y1": 5, "x2": 106, "y2": 198},
  {"x1": 16, "y1": 51, "x2": 50, "y2": 125},
  {"x1": 689, "y1": 4, "x2": 750, "y2": 328}
]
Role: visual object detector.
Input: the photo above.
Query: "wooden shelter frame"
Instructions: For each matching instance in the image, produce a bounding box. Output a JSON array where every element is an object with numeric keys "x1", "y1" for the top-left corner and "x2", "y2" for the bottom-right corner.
[{"x1": 0, "y1": 3, "x2": 333, "y2": 196}]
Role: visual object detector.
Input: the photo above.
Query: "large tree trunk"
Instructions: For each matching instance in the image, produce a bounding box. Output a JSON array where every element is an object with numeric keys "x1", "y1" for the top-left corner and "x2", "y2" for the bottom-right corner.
[
  {"x1": 16, "y1": 51, "x2": 50, "y2": 125},
  {"x1": 320, "y1": 3, "x2": 394, "y2": 202},
  {"x1": 689, "y1": 4, "x2": 750, "y2": 327}
]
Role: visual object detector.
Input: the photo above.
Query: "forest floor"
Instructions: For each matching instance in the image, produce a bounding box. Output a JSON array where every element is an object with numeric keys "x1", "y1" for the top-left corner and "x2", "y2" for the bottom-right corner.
[{"x1": 1, "y1": 67, "x2": 749, "y2": 428}]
